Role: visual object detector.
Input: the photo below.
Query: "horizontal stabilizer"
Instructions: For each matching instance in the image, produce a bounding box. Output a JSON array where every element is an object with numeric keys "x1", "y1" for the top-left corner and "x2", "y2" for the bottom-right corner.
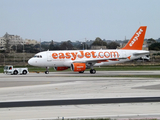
[{"x1": 133, "y1": 51, "x2": 149, "y2": 56}]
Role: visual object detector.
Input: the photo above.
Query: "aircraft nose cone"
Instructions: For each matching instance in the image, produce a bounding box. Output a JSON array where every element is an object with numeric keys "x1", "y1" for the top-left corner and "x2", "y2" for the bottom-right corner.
[{"x1": 28, "y1": 59, "x2": 33, "y2": 66}]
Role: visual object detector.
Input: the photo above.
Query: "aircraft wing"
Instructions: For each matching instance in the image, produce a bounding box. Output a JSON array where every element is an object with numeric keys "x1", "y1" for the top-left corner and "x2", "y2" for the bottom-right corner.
[{"x1": 73, "y1": 57, "x2": 128, "y2": 63}]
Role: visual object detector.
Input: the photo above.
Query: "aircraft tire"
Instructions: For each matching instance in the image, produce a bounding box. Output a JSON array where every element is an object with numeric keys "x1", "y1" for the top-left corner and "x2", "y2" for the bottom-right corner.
[
  {"x1": 45, "y1": 71, "x2": 49, "y2": 74},
  {"x1": 90, "y1": 69, "x2": 96, "y2": 74},
  {"x1": 79, "y1": 71, "x2": 84, "y2": 73}
]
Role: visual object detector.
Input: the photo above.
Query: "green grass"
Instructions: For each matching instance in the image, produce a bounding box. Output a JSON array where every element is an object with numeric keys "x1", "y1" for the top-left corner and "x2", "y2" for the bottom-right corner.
[
  {"x1": 66, "y1": 118, "x2": 157, "y2": 120},
  {"x1": 1, "y1": 65, "x2": 160, "y2": 73},
  {"x1": 68, "y1": 119, "x2": 112, "y2": 120},
  {"x1": 28, "y1": 65, "x2": 160, "y2": 73},
  {"x1": 87, "y1": 75, "x2": 160, "y2": 78}
]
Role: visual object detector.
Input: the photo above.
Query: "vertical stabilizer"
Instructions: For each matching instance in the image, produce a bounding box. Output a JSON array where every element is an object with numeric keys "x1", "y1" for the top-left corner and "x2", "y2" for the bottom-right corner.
[{"x1": 121, "y1": 26, "x2": 147, "y2": 50}]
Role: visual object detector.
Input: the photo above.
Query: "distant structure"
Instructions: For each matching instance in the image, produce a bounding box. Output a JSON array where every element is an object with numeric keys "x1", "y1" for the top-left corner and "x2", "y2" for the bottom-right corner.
[
  {"x1": 0, "y1": 32, "x2": 39, "y2": 51},
  {"x1": 0, "y1": 32, "x2": 23, "y2": 51},
  {"x1": 4, "y1": 32, "x2": 23, "y2": 45},
  {"x1": 0, "y1": 37, "x2": 5, "y2": 50},
  {"x1": 24, "y1": 39, "x2": 40, "y2": 45},
  {"x1": 91, "y1": 46, "x2": 106, "y2": 50}
]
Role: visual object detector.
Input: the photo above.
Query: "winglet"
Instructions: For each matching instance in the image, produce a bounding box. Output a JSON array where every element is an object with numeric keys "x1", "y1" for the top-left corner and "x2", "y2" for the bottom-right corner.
[{"x1": 121, "y1": 26, "x2": 147, "y2": 50}]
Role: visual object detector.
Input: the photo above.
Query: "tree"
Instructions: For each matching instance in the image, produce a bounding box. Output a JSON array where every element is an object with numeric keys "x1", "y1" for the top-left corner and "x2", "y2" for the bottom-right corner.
[
  {"x1": 3, "y1": 32, "x2": 11, "y2": 53},
  {"x1": 107, "y1": 41, "x2": 120, "y2": 49},
  {"x1": 17, "y1": 44, "x2": 23, "y2": 53},
  {"x1": 92, "y1": 37, "x2": 107, "y2": 47},
  {"x1": 41, "y1": 44, "x2": 49, "y2": 51},
  {"x1": 49, "y1": 40, "x2": 55, "y2": 50},
  {"x1": 5, "y1": 38, "x2": 11, "y2": 53},
  {"x1": 147, "y1": 38, "x2": 156, "y2": 46},
  {"x1": 66, "y1": 40, "x2": 73, "y2": 50},
  {"x1": 24, "y1": 44, "x2": 40, "y2": 53},
  {"x1": 11, "y1": 44, "x2": 23, "y2": 53},
  {"x1": 149, "y1": 43, "x2": 160, "y2": 51},
  {"x1": 60, "y1": 40, "x2": 74, "y2": 50}
]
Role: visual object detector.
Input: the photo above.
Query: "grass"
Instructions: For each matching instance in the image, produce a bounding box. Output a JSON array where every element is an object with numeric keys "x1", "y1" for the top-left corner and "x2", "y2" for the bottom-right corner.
[
  {"x1": 67, "y1": 118, "x2": 112, "y2": 120},
  {"x1": 65, "y1": 118, "x2": 157, "y2": 120},
  {"x1": 1, "y1": 65, "x2": 160, "y2": 73}
]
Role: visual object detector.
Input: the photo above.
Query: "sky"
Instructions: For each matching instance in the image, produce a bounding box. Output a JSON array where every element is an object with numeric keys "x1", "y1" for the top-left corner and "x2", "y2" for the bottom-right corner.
[{"x1": 0, "y1": 0, "x2": 160, "y2": 42}]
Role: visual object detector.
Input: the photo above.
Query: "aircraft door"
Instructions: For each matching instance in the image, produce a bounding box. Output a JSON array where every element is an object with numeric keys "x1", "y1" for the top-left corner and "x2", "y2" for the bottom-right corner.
[{"x1": 47, "y1": 52, "x2": 52, "y2": 61}]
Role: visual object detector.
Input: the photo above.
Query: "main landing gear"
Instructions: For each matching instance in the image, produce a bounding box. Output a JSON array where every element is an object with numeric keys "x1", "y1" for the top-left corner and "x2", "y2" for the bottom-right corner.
[
  {"x1": 79, "y1": 71, "x2": 84, "y2": 73},
  {"x1": 78, "y1": 69, "x2": 96, "y2": 74},
  {"x1": 45, "y1": 67, "x2": 49, "y2": 74},
  {"x1": 90, "y1": 69, "x2": 96, "y2": 74}
]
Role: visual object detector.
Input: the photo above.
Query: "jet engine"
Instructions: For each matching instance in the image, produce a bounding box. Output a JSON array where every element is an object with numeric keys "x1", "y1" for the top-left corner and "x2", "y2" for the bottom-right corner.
[
  {"x1": 71, "y1": 63, "x2": 86, "y2": 72},
  {"x1": 54, "y1": 67, "x2": 69, "y2": 71}
]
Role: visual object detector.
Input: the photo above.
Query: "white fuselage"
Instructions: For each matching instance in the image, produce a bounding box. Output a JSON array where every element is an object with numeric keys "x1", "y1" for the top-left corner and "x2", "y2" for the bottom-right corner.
[{"x1": 28, "y1": 49, "x2": 149, "y2": 68}]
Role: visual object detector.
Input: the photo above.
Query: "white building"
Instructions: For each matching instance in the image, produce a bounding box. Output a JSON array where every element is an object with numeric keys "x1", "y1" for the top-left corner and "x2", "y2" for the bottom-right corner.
[
  {"x1": 3, "y1": 32, "x2": 24, "y2": 46},
  {"x1": 0, "y1": 32, "x2": 40, "y2": 51},
  {"x1": 0, "y1": 37, "x2": 6, "y2": 50},
  {"x1": 24, "y1": 39, "x2": 40, "y2": 45}
]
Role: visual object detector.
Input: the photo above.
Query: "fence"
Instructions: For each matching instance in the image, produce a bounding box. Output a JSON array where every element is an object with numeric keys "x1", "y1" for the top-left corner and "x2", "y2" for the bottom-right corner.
[{"x1": 0, "y1": 53, "x2": 34, "y2": 66}]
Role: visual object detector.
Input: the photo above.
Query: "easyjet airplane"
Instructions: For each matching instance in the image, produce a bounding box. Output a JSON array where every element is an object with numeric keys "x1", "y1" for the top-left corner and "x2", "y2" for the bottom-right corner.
[{"x1": 28, "y1": 26, "x2": 149, "y2": 74}]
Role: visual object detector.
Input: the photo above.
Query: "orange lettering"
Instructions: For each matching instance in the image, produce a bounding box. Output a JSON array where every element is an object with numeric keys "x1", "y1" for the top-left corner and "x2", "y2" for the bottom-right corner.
[
  {"x1": 91, "y1": 51, "x2": 96, "y2": 58},
  {"x1": 98, "y1": 52, "x2": 104, "y2": 58},
  {"x1": 59, "y1": 53, "x2": 65, "y2": 59},
  {"x1": 71, "y1": 52, "x2": 78, "y2": 60},
  {"x1": 66, "y1": 52, "x2": 71, "y2": 59},
  {"x1": 110, "y1": 51, "x2": 119, "y2": 58},
  {"x1": 78, "y1": 51, "x2": 84, "y2": 58},
  {"x1": 104, "y1": 51, "x2": 110, "y2": 58},
  {"x1": 52, "y1": 53, "x2": 58, "y2": 59},
  {"x1": 85, "y1": 52, "x2": 91, "y2": 58}
]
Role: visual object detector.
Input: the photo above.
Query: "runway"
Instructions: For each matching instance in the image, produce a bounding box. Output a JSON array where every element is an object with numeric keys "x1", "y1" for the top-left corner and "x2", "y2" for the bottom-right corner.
[{"x1": 0, "y1": 71, "x2": 160, "y2": 119}]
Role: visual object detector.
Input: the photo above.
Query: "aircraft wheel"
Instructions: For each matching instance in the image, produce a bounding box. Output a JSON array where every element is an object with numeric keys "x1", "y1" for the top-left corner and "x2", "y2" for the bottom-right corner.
[
  {"x1": 45, "y1": 71, "x2": 49, "y2": 74},
  {"x1": 90, "y1": 69, "x2": 96, "y2": 74},
  {"x1": 79, "y1": 71, "x2": 84, "y2": 73}
]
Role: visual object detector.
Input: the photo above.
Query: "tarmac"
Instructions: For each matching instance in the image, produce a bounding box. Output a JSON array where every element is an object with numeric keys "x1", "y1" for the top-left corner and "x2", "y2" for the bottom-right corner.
[{"x1": 0, "y1": 71, "x2": 160, "y2": 119}]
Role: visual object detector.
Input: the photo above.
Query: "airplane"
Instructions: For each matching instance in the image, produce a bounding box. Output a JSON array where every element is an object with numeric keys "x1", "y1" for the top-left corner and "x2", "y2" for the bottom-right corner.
[{"x1": 28, "y1": 26, "x2": 149, "y2": 74}]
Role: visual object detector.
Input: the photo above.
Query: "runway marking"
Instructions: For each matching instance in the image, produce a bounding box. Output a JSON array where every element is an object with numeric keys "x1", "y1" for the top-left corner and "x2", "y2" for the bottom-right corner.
[{"x1": 0, "y1": 97, "x2": 160, "y2": 108}]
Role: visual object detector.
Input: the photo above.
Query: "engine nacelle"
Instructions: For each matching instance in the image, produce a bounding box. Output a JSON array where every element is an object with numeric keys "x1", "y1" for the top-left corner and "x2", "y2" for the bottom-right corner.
[
  {"x1": 54, "y1": 67, "x2": 69, "y2": 71},
  {"x1": 71, "y1": 63, "x2": 86, "y2": 72}
]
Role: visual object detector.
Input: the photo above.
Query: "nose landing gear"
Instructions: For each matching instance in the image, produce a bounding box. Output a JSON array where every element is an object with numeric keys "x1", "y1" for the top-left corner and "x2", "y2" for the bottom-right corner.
[{"x1": 45, "y1": 67, "x2": 49, "y2": 74}]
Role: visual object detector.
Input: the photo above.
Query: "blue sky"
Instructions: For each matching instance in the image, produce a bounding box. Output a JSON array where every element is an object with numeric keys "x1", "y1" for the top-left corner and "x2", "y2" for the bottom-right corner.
[{"x1": 0, "y1": 0, "x2": 160, "y2": 42}]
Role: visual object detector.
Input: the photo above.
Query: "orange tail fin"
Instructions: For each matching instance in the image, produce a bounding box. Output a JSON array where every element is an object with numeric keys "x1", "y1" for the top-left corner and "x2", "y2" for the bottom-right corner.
[{"x1": 121, "y1": 26, "x2": 147, "y2": 50}]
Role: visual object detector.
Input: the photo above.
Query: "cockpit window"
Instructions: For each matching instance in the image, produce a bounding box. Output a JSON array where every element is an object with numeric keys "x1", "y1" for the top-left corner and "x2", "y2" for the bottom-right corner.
[{"x1": 33, "y1": 55, "x2": 42, "y2": 58}]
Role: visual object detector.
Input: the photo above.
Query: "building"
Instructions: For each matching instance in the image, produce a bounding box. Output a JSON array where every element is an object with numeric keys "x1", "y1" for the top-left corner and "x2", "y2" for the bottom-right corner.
[
  {"x1": 0, "y1": 32, "x2": 40, "y2": 51},
  {"x1": 24, "y1": 39, "x2": 40, "y2": 45},
  {"x1": 3, "y1": 32, "x2": 24, "y2": 46},
  {"x1": 0, "y1": 37, "x2": 6, "y2": 50},
  {"x1": 1, "y1": 32, "x2": 24, "y2": 51}
]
